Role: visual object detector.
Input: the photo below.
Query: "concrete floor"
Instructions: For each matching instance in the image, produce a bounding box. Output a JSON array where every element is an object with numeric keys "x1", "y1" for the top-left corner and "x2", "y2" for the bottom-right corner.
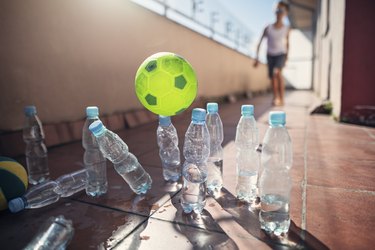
[{"x1": 1, "y1": 90, "x2": 374, "y2": 249}]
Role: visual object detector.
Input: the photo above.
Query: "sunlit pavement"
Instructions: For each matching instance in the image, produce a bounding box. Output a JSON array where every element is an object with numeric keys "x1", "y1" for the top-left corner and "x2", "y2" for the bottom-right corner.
[{"x1": 1, "y1": 90, "x2": 374, "y2": 249}]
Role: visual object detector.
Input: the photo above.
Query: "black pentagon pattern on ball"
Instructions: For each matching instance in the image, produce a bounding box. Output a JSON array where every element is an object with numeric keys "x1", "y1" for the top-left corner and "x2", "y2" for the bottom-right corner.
[
  {"x1": 175, "y1": 75, "x2": 187, "y2": 89},
  {"x1": 145, "y1": 94, "x2": 157, "y2": 105},
  {"x1": 145, "y1": 60, "x2": 157, "y2": 72}
]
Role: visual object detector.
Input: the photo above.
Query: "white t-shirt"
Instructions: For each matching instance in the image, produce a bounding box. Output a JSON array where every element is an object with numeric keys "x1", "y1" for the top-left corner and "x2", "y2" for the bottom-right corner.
[{"x1": 266, "y1": 24, "x2": 289, "y2": 56}]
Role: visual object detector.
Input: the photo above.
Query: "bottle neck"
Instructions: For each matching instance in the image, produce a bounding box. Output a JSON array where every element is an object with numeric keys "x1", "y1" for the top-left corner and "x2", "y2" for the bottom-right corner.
[
  {"x1": 242, "y1": 114, "x2": 254, "y2": 118},
  {"x1": 87, "y1": 115, "x2": 99, "y2": 120},
  {"x1": 94, "y1": 127, "x2": 107, "y2": 138},
  {"x1": 159, "y1": 123, "x2": 173, "y2": 128},
  {"x1": 192, "y1": 120, "x2": 205, "y2": 125},
  {"x1": 269, "y1": 124, "x2": 285, "y2": 128}
]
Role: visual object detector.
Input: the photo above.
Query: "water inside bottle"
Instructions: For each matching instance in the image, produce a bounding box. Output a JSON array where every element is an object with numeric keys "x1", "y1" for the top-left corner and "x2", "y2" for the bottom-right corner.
[
  {"x1": 236, "y1": 169, "x2": 258, "y2": 203},
  {"x1": 207, "y1": 159, "x2": 223, "y2": 194},
  {"x1": 162, "y1": 160, "x2": 181, "y2": 182},
  {"x1": 115, "y1": 163, "x2": 152, "y2": 195},
  {"x1": 181, "y1": 164, "x2": 207, "y2": 214},
  {"x1": 259, "y1": 194, "x2": 290, "y2": 236},
  {"x1": 85, "y1": 162, "x2": 108, "y2": 197},
  {"x1": 27, "y1": 155, "x2": 49, "y2": 185}
]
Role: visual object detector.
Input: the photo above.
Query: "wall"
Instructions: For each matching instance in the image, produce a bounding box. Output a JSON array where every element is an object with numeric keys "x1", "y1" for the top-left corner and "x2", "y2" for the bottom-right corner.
[
  {"x1": 0, "y1": 0, "x2": 269, "y2": 131},
  {"x1": 283, "y1": 29, "x2": 313, "y2": 90},
  {"x1": 340, "y1": 0, "x2": 375, "y2": 120},
  {"x1": 312, "y1": 0, "x2": 346, "y2": 117}
]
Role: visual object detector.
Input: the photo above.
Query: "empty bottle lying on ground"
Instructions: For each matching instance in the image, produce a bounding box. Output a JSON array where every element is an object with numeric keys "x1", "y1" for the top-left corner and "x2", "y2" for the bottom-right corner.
[
  {"x1": 157, "y1": 115, "x2": 181, "y2": 182},
  {"x1": 181, "y1": 108, "x2": 210, "y2": 214},
  {"x1": 8, "y1": 169, "x2": 86, "y2": 213},
  {"x1": 24, "y1": 215, "x2": 74, "y2": 250},
  {"x1": 89, "y1": 120, "x2": 152, "y2": 195}
]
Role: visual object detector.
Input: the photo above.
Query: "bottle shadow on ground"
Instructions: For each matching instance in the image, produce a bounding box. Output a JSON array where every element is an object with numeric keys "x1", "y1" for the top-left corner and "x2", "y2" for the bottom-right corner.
[
  {"x1": 170, "y1": 192, "x2": 239, "y2": 250},
  {"x1": 99, "y1": 181, "x2": 183, "y2": 249},
  {"x1": 215, "y1": 187, "x2": 329, "y2": 250}
]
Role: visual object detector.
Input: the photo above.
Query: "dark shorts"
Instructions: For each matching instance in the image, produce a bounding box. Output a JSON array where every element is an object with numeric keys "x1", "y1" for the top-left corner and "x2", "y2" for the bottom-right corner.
[{"x1": 267, "y1": 54, "x2": 286, "y2": 78}]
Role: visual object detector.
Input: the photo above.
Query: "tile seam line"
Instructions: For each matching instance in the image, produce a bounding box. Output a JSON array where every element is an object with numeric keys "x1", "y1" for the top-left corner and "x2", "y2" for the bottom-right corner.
[
  {"x1": 362, "y1": 127, "x2": 375, "y2": 140},
  {"x1": 301, "y1": 109, "x2": 308, "y2": 230},
  {"x1": 70, "y1": 197, "x2": 150, "y2": 218},
  {"x1": 111, "y1": 190, "x2": 185, "y2": 249},
  {"x1": 149, "y1": 216, "x2": 226, "y2": 234},
  {"x1": 305, "y1": 184, "x2": 375, "y2": 195}
]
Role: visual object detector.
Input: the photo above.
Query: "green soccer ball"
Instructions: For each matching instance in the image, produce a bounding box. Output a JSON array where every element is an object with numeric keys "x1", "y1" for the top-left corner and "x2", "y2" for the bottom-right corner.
[{"x1": 135, "y1": 52, "x2": 198, "y2": 116}]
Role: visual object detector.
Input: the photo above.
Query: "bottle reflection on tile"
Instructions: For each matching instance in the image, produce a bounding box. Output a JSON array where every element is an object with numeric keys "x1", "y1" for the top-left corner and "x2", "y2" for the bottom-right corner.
[
  {"x1": 173, "y1": 207, "x2": 239, "y2": 249},
  {"x1": 163, "y1": 181, "x2": 183, "y2": 193}
]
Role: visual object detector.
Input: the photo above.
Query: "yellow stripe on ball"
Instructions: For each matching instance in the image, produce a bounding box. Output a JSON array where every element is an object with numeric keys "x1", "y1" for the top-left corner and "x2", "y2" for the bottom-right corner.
[
  {"x1": 0, "y1": 188, "x2": 7, "y2": 211},
  {"x1": 0, "y1": 160, "x2": 28, "y2": 189}
]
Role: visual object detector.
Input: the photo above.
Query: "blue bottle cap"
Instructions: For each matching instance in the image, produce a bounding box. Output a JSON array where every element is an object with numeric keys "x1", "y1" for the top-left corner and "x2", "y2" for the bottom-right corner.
[
  {"x1": 159, "y1": 115, "x2": 171, "y2": 126},
  {"x1": 8, "y1": 197, "x2": 25, "y2": 213},
  {"x1": 241, "y1": 105, "x2": 254, "y2": 116},
  {"x1": 24, "y1": 106, "x2": 37, "y2": 117},
  {"x1": 192, "y1": 108, "x2": 206, "y2": 123},
  {"x1": 86, "y1": 106, "x2": 99, "y2": 118},
  {"x1": 89, "y1": 120, "x2": 106, "y2": 137},
  {"x1": 269, "y1": 111, "x2": 286, "y2": 126},
  {"x1": 206, "y1": 103, "x2": 218, "y2": 113}
]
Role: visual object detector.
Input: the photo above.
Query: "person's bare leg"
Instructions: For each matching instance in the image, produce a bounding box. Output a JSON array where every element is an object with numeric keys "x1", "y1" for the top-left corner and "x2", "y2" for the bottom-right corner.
[
  {"x1": 276, "y1": 68, "x2": 285, "y2": 105},
  {"x1": 273, "y1": 69, "x2": 281, "y2": 105},
  {"x1": 271, "y1": 75, "x2": 279, "y2": 105}
]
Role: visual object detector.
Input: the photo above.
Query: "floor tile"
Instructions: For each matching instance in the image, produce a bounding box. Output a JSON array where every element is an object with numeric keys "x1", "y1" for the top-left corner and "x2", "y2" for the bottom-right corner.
[
  {"x1": 116, "y1": 216, "x2": 240, "y2": 250},
  {"x1": 306, "y1": 136, "x2": 375, "y2": 161},
  {"x1": 306, "y1": 185, "x2": 375, "y2": 250},
  {"x1": 214, "y1": 188, "x2": 325, "y2": 249},
  {"x1": 307, "y1": 157, "x2": 375, "y2": 191},
  {"x1": 0, "y1": 199, "x2": 146, "y2": 250},
  {"x1": 74, "y1": 166, "x2": 181, "y2": 216}
]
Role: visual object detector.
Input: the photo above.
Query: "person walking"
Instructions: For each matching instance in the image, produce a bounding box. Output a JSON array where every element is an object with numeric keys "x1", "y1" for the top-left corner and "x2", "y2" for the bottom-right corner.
[{"x1": 254, "y1": 1, "x2": 290, "y2": 106}]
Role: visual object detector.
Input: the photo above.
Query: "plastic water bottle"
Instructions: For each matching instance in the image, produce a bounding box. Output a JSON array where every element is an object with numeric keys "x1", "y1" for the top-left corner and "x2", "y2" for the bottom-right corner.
[
  {"x1": 259, "y1": 111, "x2": 293, "y2": 236},
  {"x1": 82, "y1": 106, "x2": 108, "y2": 197},
  {"x1": 157, "y1": 116, "x2": 181, "y2": 182},
  {"x1": 8, "y1": 169, "x2": 86, "y2": 213},
  {"x1": 181, "y1": 108, "x2": 210, "y2": 214},
  {"x1": 89, "y1": 120, "x2": 152, "y2": 194},
  {"x1": 235, "y1": 105, "x2": 260, "y2": 203},
  {"x1": 23, "y1": 106, "x2": 49, "y2": 184},
  {"x1": 54, "y1": 169, "x2": 87, "y2": 197},
  {"x1": 24, "y1": 215, "x2": 74, "y2": 250},
  {"x1": 205, "y1": 103, "x2": 224, "y2": 195}
]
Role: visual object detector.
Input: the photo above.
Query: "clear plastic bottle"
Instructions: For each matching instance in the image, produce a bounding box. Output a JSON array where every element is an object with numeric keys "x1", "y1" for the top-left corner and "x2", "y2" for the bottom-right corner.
[
  {"x1": 89, "y1": 120, "x2": 152, "y2": 195},
  {"x1": 54, "y1": 169, "x2": 87, "y2": 197},
  {"x1": 205, "y1": 103, "x2": 224, "y2": 195},
  {"x1": 82, "y1": 106, "x2": 108, "y2": 197},
  {"x1": 259, "y1": 111, "x2": 293, "y2": 236},
  {"x1": 24, "y1": 215, "x2": 74, "y2": 250},
  {"x1": 181, "y1": 108, "x2": 210, "y2": 214},
  {"x1": 23, "y1": 106, "x2": 49, "y2": 184},
  {"x1": 235, "y1": 105, "x2": 260, "y2": 203},
  {"x1": 8, "y1": 169, "x2": 86, "y2": 213},
  {"x1": 157, "y1": 116, "x2": 181, "y2": 182}
]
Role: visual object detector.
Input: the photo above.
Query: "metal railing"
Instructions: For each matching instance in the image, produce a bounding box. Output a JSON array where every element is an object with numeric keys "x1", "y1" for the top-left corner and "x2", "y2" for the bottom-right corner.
[{"x1": 132, "y1": 0, "x2": 253, "y2": 56}]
